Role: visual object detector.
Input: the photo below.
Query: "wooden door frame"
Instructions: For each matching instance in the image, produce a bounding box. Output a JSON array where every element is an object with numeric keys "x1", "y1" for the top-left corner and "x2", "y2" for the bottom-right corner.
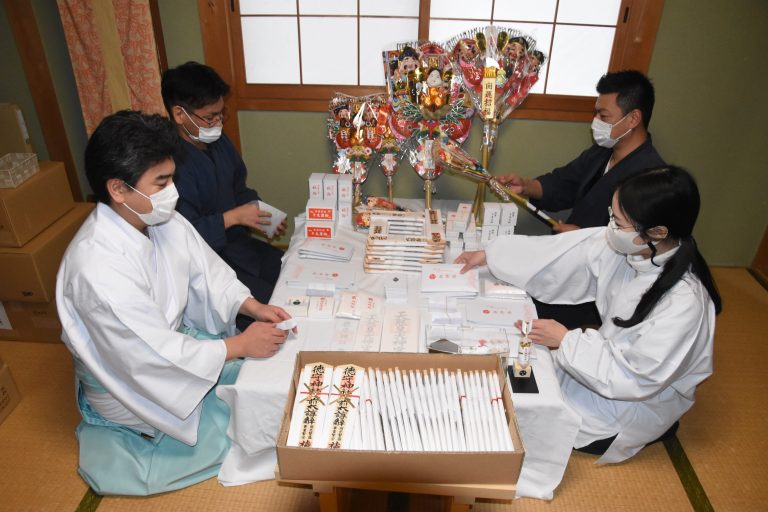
[
  {"x1": 4, "y1": 0, "x2": 82, "y2": 200},
  {"x1": 750, "y1": 225, "x2": 768, "y2": 290}
]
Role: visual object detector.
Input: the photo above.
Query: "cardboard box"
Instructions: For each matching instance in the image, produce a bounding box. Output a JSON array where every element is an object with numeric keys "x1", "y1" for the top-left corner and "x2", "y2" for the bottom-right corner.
[
  {"x1": 0, "y1": 357, "x2": 22, "y2": 426},
  {"x1": 0, "y1": 161, "x2": 75, "y2": 247},
  {"x1": 0, "y1": 103, "x2": 34, "y2": 157},
  {"x1": 277, "y1": 351, "x2": 524, "y2": 485},
  {"x1": 0, "y1": 153, "x2": 39, "y2": 188},
  {"x1": 0, "y1": 300, "x2": 61, "y2": 342},
  {"x1": 0, "y1": 202, "x2": 93, "y2": 303}
]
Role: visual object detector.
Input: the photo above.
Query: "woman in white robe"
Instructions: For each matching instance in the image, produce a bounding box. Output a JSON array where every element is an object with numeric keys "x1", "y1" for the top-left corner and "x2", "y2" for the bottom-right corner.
[
  {"x1": 456, "y1": 166, "x2": 721, "y2": 463},
  {"x1": 56, "y1": 111, "x2": 293, "y2": 495}
]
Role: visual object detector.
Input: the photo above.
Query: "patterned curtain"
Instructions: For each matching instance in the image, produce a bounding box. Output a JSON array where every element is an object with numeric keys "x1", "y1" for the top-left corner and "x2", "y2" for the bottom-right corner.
[{"x1": 57, "y1": 0, "x2": 165, "y2": 135}]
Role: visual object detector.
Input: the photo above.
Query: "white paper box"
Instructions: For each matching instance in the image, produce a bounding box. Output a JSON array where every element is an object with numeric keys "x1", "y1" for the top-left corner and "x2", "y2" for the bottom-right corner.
[
  {"x1": 499, "y1": 225, "x2": 515, "y2": 237},
  {"x1": 256, "y1": 200, "x2": 287, "y2": 238},
  {"x1": 323, "y1": 173, "x2": 339, "y2": 202},
  {"x1": 482, "y1": 203, "x2": 501, "y2": 226},
  {"x1": 309, "y1": 173, "x2": 325, "y2": 199},
  {"x1": 481, "y1": 225, "x2": 499, "y2": 244},
  {"x1": 306, "y1": 198, "x2": 337, "y2": 222},
  {"x1": 500, "y1": 203, "x2": 518, "y2": 226},
  {"x1": 337, "y1": 174, "x2": 353, "y2": 203}
]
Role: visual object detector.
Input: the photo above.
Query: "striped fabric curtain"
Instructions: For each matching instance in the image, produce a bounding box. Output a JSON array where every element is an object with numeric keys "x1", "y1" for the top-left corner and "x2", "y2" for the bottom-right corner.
[{"x1": 57, "y1": 0, "x2": 165, "y2": 135}]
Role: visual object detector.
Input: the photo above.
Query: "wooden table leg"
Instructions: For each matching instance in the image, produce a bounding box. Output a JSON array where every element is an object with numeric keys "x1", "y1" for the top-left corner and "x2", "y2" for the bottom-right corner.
[
  {"x1": 446, "y1": 496, "x2": 473, "y2": 512},
  {"x1": 316, "y1": 487, "x2": 341, "y2": 512}
]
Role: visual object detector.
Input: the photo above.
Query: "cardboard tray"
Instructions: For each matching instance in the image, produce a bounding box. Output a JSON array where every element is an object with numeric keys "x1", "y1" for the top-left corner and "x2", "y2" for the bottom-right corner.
[{"x1": 276, "y1": 351, "x2": 525, "y2": 486}]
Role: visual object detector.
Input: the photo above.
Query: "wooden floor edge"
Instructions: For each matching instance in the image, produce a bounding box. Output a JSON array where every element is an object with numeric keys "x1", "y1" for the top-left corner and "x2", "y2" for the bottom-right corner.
[
  {"x1": 663, "y1": 436, "x2": 714, "y2": 512},
  {"x1": 747, "y1": 268, "x2": 768, "y2": 292},
  {"x1": 74, "y1": 488, "x2": 101, "y2": 512}
]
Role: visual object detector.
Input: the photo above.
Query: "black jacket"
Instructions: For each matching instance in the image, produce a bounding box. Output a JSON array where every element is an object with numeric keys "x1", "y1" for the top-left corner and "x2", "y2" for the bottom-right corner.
[{"x1": 533, "y1": 136, "x2": 665, "y2": 228}]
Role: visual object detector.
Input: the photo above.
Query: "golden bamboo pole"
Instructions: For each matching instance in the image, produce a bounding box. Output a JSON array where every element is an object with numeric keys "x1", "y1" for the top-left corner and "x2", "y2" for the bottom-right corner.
[
  {"x1": 425, "y1": 178, "x2": 433, "y2": 209},
  {"x1": 472, "y1": 143, "x2": 491, "y2": 226}
]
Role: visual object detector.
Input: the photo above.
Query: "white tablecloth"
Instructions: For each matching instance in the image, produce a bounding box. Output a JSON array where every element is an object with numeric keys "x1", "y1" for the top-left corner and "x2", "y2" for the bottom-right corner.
[{"x1": 217, "y1": 205, "x2": 580, "y2": 500}]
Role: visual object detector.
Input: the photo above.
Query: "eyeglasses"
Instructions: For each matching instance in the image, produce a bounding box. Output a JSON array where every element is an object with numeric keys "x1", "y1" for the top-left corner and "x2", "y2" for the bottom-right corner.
[
  {"x1": 608, "y1": 206, "x2": 635, "y2": 231},
  {"x1": 184, "y1": 106, "x2": 228, "y2": 126}
]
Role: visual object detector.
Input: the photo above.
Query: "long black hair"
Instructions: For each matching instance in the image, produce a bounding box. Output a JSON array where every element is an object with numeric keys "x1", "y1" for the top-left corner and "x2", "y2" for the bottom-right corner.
[{"x1": 612, "y1": 166, "x2": 722, "y2": 327}]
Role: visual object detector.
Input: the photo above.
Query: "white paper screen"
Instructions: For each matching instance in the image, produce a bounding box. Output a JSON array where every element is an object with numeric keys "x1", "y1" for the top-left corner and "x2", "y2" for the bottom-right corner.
[
  {"x1": 360, "y1": 18, "x2": 419, "y2": 86},
  {"x1": 493, "y1": 0, "x2": 557, "y2": 22},
  {"x1": 546, "y1": 25, "x2": 615, "y2": 96},
  {"x1": 430, "y1": 0, "x2": 493, "y2": 19},
  {"x1": 557, "y1": 0, "x2": 622, "y2": 25},
  {"x1": 300, "y1": 17, "x2": 358, "y2": 85},
  {"x1": 299, "y1": 0, "x2": 356, "y2": 15},
  {"x1": 240, "y1": 0, "x2": 296, "y2": 15},
  {"x1": 360, "y1": 0, "x2": 419, "y2": 17},
  {"x1": 241, "y1": 17, "x2": 300, "y2": 84}
]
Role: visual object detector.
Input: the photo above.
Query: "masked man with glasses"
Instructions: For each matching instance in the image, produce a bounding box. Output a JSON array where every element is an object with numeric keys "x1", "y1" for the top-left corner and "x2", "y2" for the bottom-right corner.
[
  {"x1": 496, "y1": 70, "x2": 665, "y2": 329},
  {"x1": 162, "y1": 62, "x2": 286, "y2": 331}
]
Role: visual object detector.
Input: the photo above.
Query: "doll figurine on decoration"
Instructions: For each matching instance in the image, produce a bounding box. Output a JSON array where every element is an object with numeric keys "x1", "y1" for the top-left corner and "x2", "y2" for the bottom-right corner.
[
  {"x1": 455, "y1": 40, "x2": 482, "y2": 88},
  {"x1": 334, "y1": 104, "x2": 352, "y2": 149},
  {"x1": 394, "y1": 46, "x2": 421, "y2": 82},
  {"x1": 503, "y1": 37, "x2": 529, "y2": 81},
  {"x1": 420, "y1": 68, "x2": 450, "y2": 113},
  {"x1": 362, "y1": 106, "x2": 382, "y2": 149}
]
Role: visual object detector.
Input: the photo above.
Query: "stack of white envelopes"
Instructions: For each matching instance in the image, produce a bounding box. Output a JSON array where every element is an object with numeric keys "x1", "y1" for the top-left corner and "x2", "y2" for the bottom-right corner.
[
  {"x1": 420, "y1": 263, "x2": 480, "y2": 298},
  {"x1": 298, "y1": 238, "x2": 354, "y2": 262},
  {"x1": 364, "y1": 209, "x2": 446, "y2": 273}
]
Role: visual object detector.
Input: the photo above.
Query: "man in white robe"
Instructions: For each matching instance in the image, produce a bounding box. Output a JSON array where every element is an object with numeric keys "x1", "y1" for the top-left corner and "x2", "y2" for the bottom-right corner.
[{"x1": 56, "y1": 111, "x2": 293, "y2": 495}]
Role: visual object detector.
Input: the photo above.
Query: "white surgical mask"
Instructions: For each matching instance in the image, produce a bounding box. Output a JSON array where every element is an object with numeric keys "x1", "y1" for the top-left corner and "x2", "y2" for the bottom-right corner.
[
  {"x1": 591, "y1": 113, "x2": 631, "y2": 149},
  {"x1": 181, "y1": 108, "x2": 222, "y2": 144},
  {"x1": 605, "y1": 225, "x2": 646, "y2": 255},
  {"x1": 123, "y1": 182, "x2": 179, "y2": 225}
]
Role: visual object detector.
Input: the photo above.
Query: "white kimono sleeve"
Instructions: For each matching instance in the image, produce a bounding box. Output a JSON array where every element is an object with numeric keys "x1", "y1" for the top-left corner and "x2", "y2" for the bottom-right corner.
[
  {"x1": 554, "y1": 281, "x2": 712, "y2": 401},
  {"x1": 179, "y1": 218, "x2": 252, "y2": 337},
  {"x1": 485, "y1": 227, "x2": 607, "y2": 305}
]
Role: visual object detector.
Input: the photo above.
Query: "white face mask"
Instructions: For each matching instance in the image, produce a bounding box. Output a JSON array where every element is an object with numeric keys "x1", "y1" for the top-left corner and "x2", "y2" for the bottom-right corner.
[
  {"x1": 591, "y1": 112, "x2": 631, "y2": 148},
  {"x1": 605, "y1": 216, "x2": 646, "y2": 255},
  {"x1": 123, "y1": 182, "x2": 179, "y2": 225},
  {"x1": 181, "y1": 108, "x2": 222, "y2": 144}
]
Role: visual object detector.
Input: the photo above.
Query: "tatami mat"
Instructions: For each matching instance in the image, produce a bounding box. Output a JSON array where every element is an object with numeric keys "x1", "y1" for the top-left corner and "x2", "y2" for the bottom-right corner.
[
  {"x1": 676, "y1": 267, "x2": 768, "y2": 512},
  {"x1": 98, "y1": 479, "x2": 319, "y2": 512},
  {"x1": 0, "y1": 267, "x2": 764, "y2": 511},
  {"x1": 0, "y1": 341, "x2": 87, "y2": 511}
]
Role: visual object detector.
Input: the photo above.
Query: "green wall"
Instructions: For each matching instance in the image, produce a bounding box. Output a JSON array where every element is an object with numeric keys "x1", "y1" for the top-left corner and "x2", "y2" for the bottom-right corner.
[
  {"x1": 2, "y1": 0, "x2": 766, "y2": 265},
  {"x1": 161, "y1": 0, "x2": 768, "y2": 265}
]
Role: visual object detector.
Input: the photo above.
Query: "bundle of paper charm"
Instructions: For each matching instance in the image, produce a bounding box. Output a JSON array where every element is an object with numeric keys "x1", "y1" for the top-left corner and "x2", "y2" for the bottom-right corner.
[
  {"x1": 283, "y1": 261, "x2": 355, "y2": 297},
  {"x1": 287, "y1": 362, "x2": 514, "y2": 452},
  {"x1": 444, "y1": 202, "x2": 479, "y2": 257},
  {"x1": 364, "y1": 209, "x2": 446, "y2": 273}
]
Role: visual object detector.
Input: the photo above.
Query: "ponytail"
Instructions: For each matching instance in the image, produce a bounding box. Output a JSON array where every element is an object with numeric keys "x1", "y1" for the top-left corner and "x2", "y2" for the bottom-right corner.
[{"x1": 613, "y1": 236, "x2": 722, "y2": 328}]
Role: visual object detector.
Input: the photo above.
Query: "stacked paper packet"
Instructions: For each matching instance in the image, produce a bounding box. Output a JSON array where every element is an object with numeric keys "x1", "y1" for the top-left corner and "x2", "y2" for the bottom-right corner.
[
  {"x1": 444, "y1": 202, "x2": 480, "y2": 254},
  {"x1": 364, "y1": 209, "x2": 446, "y2": 274},
  {"x1": 283, "y1": 261, "x2": 355, "y2": 296},
  {"x1": 298, "y1": 238, "x2": 354, "y2": 262},
  {"x1": 420, "y1": 263, "x2": 480, "y2": 298}
]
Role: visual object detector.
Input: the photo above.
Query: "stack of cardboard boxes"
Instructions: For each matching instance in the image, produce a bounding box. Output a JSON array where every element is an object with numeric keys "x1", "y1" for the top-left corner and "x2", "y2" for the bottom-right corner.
[{"x1": 0, "y1": 103, "x2": 93, "y2": 343}]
